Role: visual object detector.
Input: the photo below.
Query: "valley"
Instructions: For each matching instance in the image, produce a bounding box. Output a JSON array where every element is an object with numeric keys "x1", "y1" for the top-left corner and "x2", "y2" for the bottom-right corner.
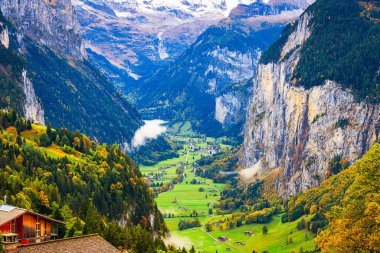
[
  {"x1": 139, "y1": 133, "x2": 318, "y2": 253},
  {"x1": 0, "y1": 0, "x2": 379, "y2": 252}
]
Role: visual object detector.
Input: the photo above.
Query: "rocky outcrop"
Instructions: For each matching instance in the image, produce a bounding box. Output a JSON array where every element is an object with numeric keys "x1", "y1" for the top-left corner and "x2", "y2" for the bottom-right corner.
[
  {"x1": 22, "y1": 70, "x2": 45, "y2": 125},
  {"x1": 215, "y1": 90, "x2": 249, "y2": 127},
  {"x1": 0, "y1": 22, "x2": 9, "y2": 48},
  {"x1": 0, "y1": 0, "x2": 85, "y2": 58},
  {"x1": 242, "y1": 12, "x2": 380, "y2": 197}
]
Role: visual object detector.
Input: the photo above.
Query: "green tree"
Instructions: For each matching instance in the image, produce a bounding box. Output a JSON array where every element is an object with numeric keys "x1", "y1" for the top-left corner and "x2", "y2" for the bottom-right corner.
[
  {"x1": 83, "y1": 204, "x2": 104, "y2": 235},
  {"x1": 39, "y1": 133, "x2": 51, "y2": 147},
  {"x1": 262, "y1": 225, "x2": 268, "y2": 235},
  {"x1": 51, "y1": 203, "x2": 67, "y2": 238},
  {"x1": 296, "y1": 218, "x2": 306, "y2": 230},
  {"x1": 60, "y1": 135, "x2": 70, "y2": 146}
]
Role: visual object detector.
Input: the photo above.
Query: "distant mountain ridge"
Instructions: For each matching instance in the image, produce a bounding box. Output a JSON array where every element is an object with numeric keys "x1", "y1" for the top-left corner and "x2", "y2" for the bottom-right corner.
[
  {"x1": 72, "y1": 0, "x2": 260, "y2": 88},
  {"x1": 133, "y1": 0, "x2": 308, "y2": 137}
]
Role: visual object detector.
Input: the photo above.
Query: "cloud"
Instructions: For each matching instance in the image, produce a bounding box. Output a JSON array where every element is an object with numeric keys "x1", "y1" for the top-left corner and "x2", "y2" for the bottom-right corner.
[
  {"x1": 239, "y1": 160, "x2": 264, "y2": 179},
  {"x1": 164, "y1": 234, "x2": 193, "y2": 249},
  {"x1": 131, "y1": 120, "x2": 168, "y2": 148}
]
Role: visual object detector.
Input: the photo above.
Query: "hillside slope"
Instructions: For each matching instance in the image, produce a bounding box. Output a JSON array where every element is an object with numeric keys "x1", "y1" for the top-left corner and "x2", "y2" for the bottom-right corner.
[
  {"x1": 0, "y1": 110, "x2": 166, "y2": 237},
  {"x1": 0, "y1": 0, "x2": 142, "y2": 145},
  {"x1": 242, "y1": 0, "x2": 380, "y2": 196},
  {"x1": 285, "y1": 142, "x2": 380, "y2": 252}
]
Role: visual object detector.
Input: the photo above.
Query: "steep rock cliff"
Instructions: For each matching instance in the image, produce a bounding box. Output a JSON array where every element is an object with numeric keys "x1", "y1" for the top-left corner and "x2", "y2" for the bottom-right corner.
[
  {"x1": 0, "y1": 15, "x2": 44, "y2": 124},
  {"x1": 0, "y1": 21, "x2": 9, "y2": 48},
  {"x1": 242, "y1": 8, "x2": 380, "y2": 197},
  {"x1": 0, "y1": 0, "x2": 85, "y2": 58},
  {"x1": 22, "y1": 70, "x2": 45, "y2": 125}
]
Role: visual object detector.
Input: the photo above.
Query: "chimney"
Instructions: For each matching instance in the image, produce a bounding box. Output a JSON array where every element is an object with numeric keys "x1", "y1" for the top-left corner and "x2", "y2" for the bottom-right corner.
[
  {"x1": 4, "y1": 195, "x2": 7, "y2": 205},
  {"x1": 1, "y1": 233, "x2": 18, "y2": 253}
]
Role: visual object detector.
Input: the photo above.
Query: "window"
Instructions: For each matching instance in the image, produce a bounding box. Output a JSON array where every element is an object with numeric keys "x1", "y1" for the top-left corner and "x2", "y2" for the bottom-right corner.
[
  {"x1": 11, "y1": 220, "x2": 16, "y2": 233},
  {"x1": 36, "y1": 217, "x2": 41, "y2": 237},
  {"x1": 52, "y1": 223, "x2": 58, "y2": 236}
]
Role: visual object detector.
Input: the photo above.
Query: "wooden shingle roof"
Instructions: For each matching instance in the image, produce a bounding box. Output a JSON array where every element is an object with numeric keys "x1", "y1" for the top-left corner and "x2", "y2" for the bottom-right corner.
[
  {"x1": 17, "y1": 234, "x2": 120, "y2": 253},
  {"x1": 0, "y1": 206, "x2": 25, "y2": 226}
]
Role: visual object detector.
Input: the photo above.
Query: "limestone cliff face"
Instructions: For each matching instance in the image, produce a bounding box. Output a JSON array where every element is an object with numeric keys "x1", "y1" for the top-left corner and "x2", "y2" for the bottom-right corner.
[
  {"x1": 0, "y1": 18, "x2": 45, "y2": 124},
  {"x1": 242, "y1": 12, "x2": 380, "y2": 197},
  {"x1": 0, "y1": 0, "x2": 85, "y2": 58},
  {"x1": 22, "y1": 70, "x2": 45, "y2": 125},
  {"x1": 215, "y1": 85, "x2": 251, "y2": 128},
  {"x1": 0, "y1": 21, "x2": 9, "y2": 48}
]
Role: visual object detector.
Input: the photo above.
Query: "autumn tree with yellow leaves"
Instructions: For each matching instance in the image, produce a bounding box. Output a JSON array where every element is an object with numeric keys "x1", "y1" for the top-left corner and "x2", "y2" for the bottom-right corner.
[{"x1": 316, "y1": 143, "x2": 380, "y2": 252}]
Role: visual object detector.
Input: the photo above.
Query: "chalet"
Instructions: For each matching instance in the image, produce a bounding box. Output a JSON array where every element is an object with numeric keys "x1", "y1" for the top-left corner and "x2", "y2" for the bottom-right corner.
[
  {"x1": 0, "y1": 203, "x2": 65, "y2": 245},
  {"x1": 243, "y1": 231, "x2": 254, "y2": 236},
  {"x1": 0, "y1": 203, "x2": 120, "y2": 253},
  {"x1": 218, "y1": 236, "x2": 228, "y2": 242}
]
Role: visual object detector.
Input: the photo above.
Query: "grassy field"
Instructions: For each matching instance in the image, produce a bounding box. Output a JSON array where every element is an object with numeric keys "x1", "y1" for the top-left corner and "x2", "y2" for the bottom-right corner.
[
  {"x1": 140, "y1": 134, "x2": 227, "y2": 217},
  {"x1": 140, "y1": 134, "x2": 317, "y2": 253},
  {"x1": 167, "y1": 215, "x2": 316, "y2": 253},
  {"x1": 155, "y1": 173, "x2": 224, "y2": 216}
]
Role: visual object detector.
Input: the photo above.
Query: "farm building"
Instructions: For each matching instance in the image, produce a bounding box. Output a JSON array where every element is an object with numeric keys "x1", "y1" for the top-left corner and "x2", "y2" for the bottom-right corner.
[
  {"x1": 218, "y1": 236, "x2": 228, "y2": 242},
  {"x1": 244, "y1": 231, "x2": 253, "y2": 236}
]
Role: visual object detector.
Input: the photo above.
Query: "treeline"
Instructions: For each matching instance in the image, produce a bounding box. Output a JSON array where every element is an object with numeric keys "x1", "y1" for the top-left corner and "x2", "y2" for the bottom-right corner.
[
  {"x1": 194, "y1": 149, "x2": 239, "y2": 183},
  {"x1": 178, "y1": 219, "x2": 201, "y2": 231},
  {"x1": 39, "y1": 124, "x2": 91, "y2": 152},
  {"x1": 205, "y1": 206, "x2": 279, "y2": 232},
  {"x1": 294, "y1": 0, "x2": 380, "y2": 100},
  {"x1": 133, "y1": 138, "x2": 180, "y2": 166}
]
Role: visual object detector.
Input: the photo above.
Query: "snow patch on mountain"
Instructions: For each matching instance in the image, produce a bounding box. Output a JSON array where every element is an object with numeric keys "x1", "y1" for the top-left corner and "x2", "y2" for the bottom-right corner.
[{"x1": 157, "y1": 32, "x2": 169, "y2": 60}]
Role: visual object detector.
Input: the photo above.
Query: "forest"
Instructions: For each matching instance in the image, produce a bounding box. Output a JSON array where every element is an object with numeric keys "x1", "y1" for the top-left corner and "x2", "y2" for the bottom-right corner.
[
  {"x1": 0, "y1": 110, "x2": 193, "y2": 252},
  {"x1": 261, "y1": 0, "x2": 380, "y2": 101}
]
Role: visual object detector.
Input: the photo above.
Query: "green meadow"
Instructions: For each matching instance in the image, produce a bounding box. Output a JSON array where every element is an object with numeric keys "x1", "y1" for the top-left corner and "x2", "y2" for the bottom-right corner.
[
  {"x1": 167, "y1": 215, "x2": 316, "y2": 253},
  {"x1": 140, "y1": 134, "x2": 317, "y2": 253}
]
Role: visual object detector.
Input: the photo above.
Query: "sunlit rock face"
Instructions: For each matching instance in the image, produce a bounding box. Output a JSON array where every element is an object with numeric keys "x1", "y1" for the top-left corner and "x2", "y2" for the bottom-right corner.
[
  {"x1": 242, "y1": 12, "x2": 380, "y2": 197},
  {"x1": 0, "y1": 0, "x2": 85, "y2": 58},
  {"x1": 0, "y1": 21, "x2": 9, "y2": 48},
  {"x1": 22, "y1": 70, "x2": 45, "y2": 125}
]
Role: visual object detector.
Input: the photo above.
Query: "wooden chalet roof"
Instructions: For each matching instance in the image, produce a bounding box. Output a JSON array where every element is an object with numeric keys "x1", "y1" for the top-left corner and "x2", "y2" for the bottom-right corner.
[
  {"x1": 0, "y1": 206, "x2": 25, "y2": 226},
  {"x1": 0, "y1": 205, "x2": 64, "y2": 227},
  {"x1": 16, "y1": 234, "x2": 120, "y2": 253}
]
